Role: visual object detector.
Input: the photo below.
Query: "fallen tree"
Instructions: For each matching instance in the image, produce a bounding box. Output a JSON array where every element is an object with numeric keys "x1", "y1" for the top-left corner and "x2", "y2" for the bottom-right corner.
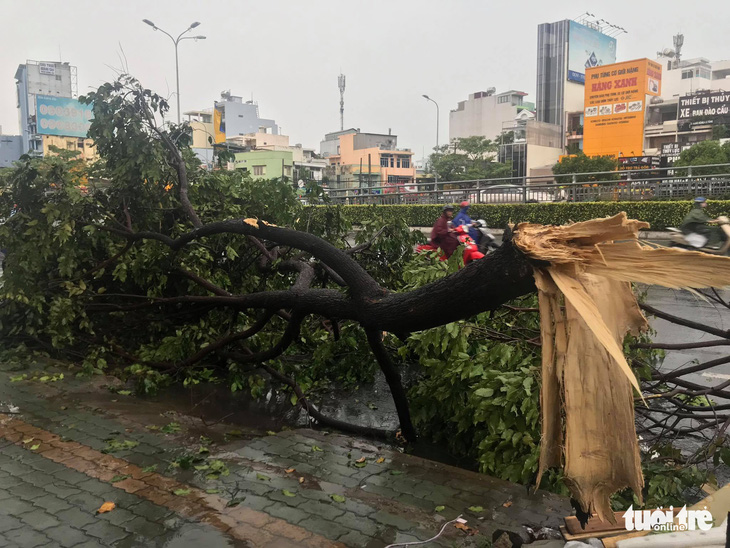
[{"x1": 3, "y1": 75, "x2": 730, "y2": 520}]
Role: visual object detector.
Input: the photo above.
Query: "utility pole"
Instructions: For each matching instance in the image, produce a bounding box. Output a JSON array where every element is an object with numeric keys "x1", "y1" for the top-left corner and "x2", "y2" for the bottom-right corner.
[{"x1": 338, "y1": 74, "x2": 346, "y2": 131}]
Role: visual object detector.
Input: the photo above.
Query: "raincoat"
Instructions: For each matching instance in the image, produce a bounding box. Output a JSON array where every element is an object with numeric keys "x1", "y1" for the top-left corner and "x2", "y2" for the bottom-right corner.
[
  {"x1": 430, "y1": 214, "x2": 459, "y2": 258},
  {"x1": 453, "y1": 206, "x2": 480, "y2": 242}
]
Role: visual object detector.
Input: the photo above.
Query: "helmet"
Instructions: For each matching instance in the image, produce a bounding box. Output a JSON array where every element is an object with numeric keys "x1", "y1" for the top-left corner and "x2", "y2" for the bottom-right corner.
[
  {"x1": 694, "y1": 197, "x2": 707, "y2": 203},
  {"x1": 442, "y1": 205, "x2": 454, "y2": 212},
  {"x1": 460, "y1": 201, "x2": 470, "y2": 208}
]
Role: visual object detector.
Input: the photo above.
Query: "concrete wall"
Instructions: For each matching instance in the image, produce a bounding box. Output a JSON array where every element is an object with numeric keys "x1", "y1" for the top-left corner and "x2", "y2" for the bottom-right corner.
[
  {"x1": 0, "y1": 135, "x2": 22, "y2": 168},
  {"x1": 526, "y1": 144, "x2": 562, "y2": 176}
]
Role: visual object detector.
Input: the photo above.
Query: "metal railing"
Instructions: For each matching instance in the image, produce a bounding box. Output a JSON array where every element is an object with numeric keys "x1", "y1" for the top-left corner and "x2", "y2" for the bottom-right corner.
[{"x1": 323, "y1": 164, "x2": 730, "y2": 205}]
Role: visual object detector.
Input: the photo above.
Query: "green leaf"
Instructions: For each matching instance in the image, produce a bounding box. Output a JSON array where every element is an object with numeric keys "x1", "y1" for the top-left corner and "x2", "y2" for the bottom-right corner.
[
  {"x1": 311, "y1": 445, "x2": 323, "y2": 453},
  {"x1": 29, "y1": 444, "x2": 40, "y2": 451},
  {"x1": 435, "y1": 505, "x2": 445, "y2": 512},
  {"x1": 111, "y1": 474, "x2": 131, "y2": 483},
  {"x1": 331, "y1": 494, "x2": 346, "y2": 503},
  {"x1": 474, "y1": 388, "x2": 494, "y2": 398},
  {"x1": 173, "y1": 489, "x2": 191, "y2": 496},
  {"x1": 353, "y1": 461, "x2": 367, "y2": 468},
  {"x1": 256, "y1": 473, "x2": 271, "y2": 481},
  {"x1": 282, "y1": 489, "x2": 296, "y2": 497},
  {"x1": 141, "y1": 465, "x2": 158, "y2": 473},
  {"x1": 117, "y1": 390, "x2": 132, "y2": 396},
  {"x1": 468, "y1": 506, "x2": 484, "y2": 513},
  {"x1": 206, "y1": 488, "x2": 220, "y2": 494},
  {"x1": 390, "y1": 470, "x2": 403, "y2": 475}
]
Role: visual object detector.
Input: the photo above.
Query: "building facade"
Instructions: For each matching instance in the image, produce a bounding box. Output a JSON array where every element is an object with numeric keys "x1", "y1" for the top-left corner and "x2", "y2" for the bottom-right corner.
[
  {"x1": 213, "y1": 92, "x2": 278, "y2": 142},
  {"x1": 234, "y1": 150, "x2": 293, "y2": 179},
  {"x1": 449, "y1": 90, "x2": 532, "y2": 142},
  {"x1": 536, "y1": 19, "x2": 617, "y2": 152},
  {"x1": 15, "y1": 61, "x2": 77, "y2": 156},
  {"x1": 644, "y1": 58, "x2": 730, "y2": 155},
  {"x1": 322, "y1": 129, "x2": 415, "y2": 190},
  {"x1": 0, "y1": 135, "x2": 23, "y2": 168},
  {"x1": 184, "y1": 109, "x2": 215, "y2": 168}
]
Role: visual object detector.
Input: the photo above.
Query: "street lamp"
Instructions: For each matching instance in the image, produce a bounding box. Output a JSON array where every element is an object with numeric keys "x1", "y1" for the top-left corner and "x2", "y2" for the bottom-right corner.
[
  {"x1": 422, "y1": 94, "x2": 440, "y2": 149},
  {"x1": 423, "y1": 94, "x2": 440, "y2": 184},
  {"x1": 142, "y1": 19, "x2": 206, "y2": 124}
]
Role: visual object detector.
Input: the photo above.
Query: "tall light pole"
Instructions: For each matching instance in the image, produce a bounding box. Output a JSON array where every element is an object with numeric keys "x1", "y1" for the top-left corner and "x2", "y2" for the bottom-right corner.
[
  {"x1": 422, "y1": 94, "x2": 440, "y2": 183},
  {"x1": 422, "y1": 94, "x2": 439, "y2": 149},
  {"x1": 142, "y1": 19, "x2": 206, "y2": 124}
]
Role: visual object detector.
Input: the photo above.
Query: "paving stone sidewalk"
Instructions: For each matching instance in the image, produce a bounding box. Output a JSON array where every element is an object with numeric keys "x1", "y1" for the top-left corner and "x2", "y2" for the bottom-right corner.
[{"x1": 0, "y1": 362, "x2": 571, "y2": 546}]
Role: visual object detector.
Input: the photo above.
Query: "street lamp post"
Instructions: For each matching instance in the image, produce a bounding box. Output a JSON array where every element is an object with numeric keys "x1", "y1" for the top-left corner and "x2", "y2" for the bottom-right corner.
[
  {"x1": 142, "y1": 19, "x2": 206, "y2": 124},
  {"x1": 422, "y1": 94, "x2": 440, "y2": 184}
]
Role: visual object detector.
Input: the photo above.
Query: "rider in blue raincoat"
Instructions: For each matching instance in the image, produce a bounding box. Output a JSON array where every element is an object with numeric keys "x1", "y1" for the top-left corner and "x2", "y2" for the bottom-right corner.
[{"x1": 452, "y1": 201, "x2": 480, "y2": 243}]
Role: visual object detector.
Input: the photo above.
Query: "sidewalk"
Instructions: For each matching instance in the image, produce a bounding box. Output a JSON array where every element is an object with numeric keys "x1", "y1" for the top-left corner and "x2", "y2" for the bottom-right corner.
[{"x1": 0, "y1": 359, "x2": 571, "y2": 547}]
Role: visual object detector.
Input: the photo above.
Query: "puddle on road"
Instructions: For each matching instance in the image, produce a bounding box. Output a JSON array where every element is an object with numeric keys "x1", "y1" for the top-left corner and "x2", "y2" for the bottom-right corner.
[{"x1": 158, "y1": 523, "x2": 236, "y2": 547}]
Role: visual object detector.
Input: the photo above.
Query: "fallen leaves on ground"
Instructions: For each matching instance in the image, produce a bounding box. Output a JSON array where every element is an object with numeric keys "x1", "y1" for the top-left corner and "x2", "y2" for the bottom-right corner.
[
  {"x1": 29, "y1": 444, "x2": 40, "y2": 451},
  {"x1": 299, "y1": 477, "x2": 304, "y2": 484},
  {"x1": 285, "y1": 468, "x2": 296, "y2": 473},
  {"x1": 256, "y1": 473, "x2": 271, "y2": 481},
  {"x1": 468, "y1": 506, "x2": 483, "y2": 513},
  {"x1": 503, "y1": 500, "x2": 513, "y2": 508},
  {"x1": 376, "y1": 457, "x2": 385, "y2": 464},
  {"x1": 435, "y1": 506, "x2": 445, "y2": 512},
  {"x1": 454, "y1": 522, "x2": 476, "y2": 535},
  {"x1": 390, "y1": 470, "x2": 402, "y2": 475},
  {"x1": 97, "y1": 502, "x2": 115, "y2": 514},
  {"x1": 282, "y1": 490, "x2": 296, "y2": 497},
  {"x1": 355, "y1": 457, "x2": 366, "y2": 463},
  {"x1": 331, "y1": 495, "x2": 346, "y2": 503},
  {"x1": 110, "y1": 474, "x2": 131, "y2": 483},
  {"x1": 311, "y1": 445, "x2": 323, "y2": 453},
  {"x1": 173, "y1": 489, "x2": 191, "y2": 496}
]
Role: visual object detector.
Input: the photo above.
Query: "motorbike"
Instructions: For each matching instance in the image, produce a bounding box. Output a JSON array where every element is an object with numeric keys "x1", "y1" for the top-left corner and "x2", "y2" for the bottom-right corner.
[
  {"x1": 415, "y1": 220, "x2": 500, "y2": 264},
  {"x1": 667, "y1": 215, "x2": 730, "y2": 255}
]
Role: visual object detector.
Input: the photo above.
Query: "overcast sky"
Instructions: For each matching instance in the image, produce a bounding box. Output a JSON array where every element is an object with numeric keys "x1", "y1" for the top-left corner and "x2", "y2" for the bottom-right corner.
[{"x1": 1, "y1": 0, "x2": 727, "y2": 160}]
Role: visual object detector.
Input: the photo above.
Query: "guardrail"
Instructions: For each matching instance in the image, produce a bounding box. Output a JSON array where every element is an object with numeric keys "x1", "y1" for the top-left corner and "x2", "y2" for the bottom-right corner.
[{"x1": 323, "y1": 164, "x2": 730, "y2": 205}]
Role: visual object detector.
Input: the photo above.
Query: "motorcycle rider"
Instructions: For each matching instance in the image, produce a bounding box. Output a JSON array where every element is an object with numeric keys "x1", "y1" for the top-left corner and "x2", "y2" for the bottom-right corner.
[
  {"x1": 430, "y1": 205, "x2": 459, "y2": 259},
  {"x1": 680, "y1": 197, "x2": 727, "y2": 249},
  {"x1": 453, "y1": 201, "x2": 480, "y2": 244}
]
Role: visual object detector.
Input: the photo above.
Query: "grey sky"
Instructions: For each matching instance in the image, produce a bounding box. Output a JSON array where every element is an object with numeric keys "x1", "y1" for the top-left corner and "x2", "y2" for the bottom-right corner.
[{"x1": 0, "y1": 0, "x2": 727, "y2": 160}]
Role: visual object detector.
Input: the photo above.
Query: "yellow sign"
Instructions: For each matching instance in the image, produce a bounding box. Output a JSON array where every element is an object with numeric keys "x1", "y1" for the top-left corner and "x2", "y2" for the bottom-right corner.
[
  {"x1": 213, "y1": 103, "x2": 226, "y2": 144},
  {"x1": 582, "y1": 59, "x2": 662, "y2": 158}
]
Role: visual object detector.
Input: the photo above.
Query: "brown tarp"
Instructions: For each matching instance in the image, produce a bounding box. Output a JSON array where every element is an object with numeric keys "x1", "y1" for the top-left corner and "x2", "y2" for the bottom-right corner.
[{"x1": 514, "y1": 213, "x2": 730, "y2": 522}]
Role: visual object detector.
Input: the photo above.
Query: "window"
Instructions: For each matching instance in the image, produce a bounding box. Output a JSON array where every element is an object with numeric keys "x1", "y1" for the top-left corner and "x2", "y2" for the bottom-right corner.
[
  {"x1": 77, "y1": 139, "x2": 85, "y2": 149},
  {"x1": 55, "y1": 75, "x2": 62, "y2": 81},
  {"x1": 396, "y1": 157, "x2": 401, "y2": 168},
  {"x1": 283, "y1": 166, "x2": 292, "y2": 177},
  {"x1": 498, "y1": 95, "x2": 510, "y2": 104},
  {"x1": 699, "y1": 68, "x2": 711, "y2": 79},
  {"x1": 401, "y1": 157, "x2": 410, "y2": 169},
  {"x1": 380, "y1": 156, "x2": 389, "y2": 167},
  {"x1": 66, "y1": 140, "x2": 76, "y2": 150},
  {"x1": 390, "y1": 157, "x2": 394, "y2": 168},
  {"x1": 253, "y1": 165, "x2": 266, "y2": 176}
]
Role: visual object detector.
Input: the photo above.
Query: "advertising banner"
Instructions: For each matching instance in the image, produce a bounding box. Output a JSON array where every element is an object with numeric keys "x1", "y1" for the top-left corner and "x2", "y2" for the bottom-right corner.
[
  {"x1": 583, "y1": 59, "x2": 662, "y2": 157},
  {"x1": 678, "y1": 91, "x2": 730, "y2": 130},
  {"x1": 567, "y1": 21, "x2": 617, "y2": 84},
  {"x1": 213, "y1": 103, "x2": 226, "y2": 144},
  {"x1": 36, "y1": 95, "x2": 93, "y2": 138},
  {"x1": 38, "y1": 62, "x2": 56, "y2": 76}
]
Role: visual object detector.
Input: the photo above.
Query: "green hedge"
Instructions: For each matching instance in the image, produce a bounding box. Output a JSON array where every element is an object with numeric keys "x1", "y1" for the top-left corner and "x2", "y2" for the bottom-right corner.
[{"x1": 307, "y1": 201, "x2": 730, "y2": 231}]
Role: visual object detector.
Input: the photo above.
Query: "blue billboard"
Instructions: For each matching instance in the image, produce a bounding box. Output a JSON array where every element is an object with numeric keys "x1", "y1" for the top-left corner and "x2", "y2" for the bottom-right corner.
[
  {"x1": 36, "y1": 95, "x2": 94, "y2": 138},
  {"x1": 568, "y1": 21, "x2": 617, "y2": 84}
]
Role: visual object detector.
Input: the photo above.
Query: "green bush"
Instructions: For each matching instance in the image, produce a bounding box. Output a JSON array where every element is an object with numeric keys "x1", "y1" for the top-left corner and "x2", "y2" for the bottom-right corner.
[{"x1": 307, "y1": 201, "x2": 730, "y2": 231}]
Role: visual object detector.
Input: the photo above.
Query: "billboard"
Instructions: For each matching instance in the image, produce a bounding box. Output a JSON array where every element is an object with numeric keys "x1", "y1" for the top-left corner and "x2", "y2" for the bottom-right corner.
[
  {"x1": 567, "y1": 21, "x2": 617, "y2": 84},
  {"x1": 36, "y1": 95, "x2": 93, "y2": 138},
  {"x1": 678, "y1": 90, "x2": 730, "y2": 131},
  {"x1": 582, "y1": 59, "x2": 662, "y2": 158},
  {"x1": 213, "y1": 103, "x2": 226, "y2": 144}
]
